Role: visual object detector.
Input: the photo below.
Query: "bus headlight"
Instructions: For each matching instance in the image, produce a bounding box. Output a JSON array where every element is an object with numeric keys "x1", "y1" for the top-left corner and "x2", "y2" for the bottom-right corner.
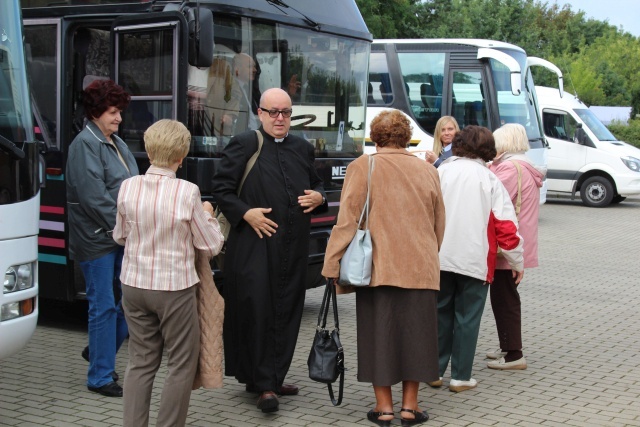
[
  {"x1": 1, "y1": 302, "x2": 20, "y2": 321},
  {"x1": 4, "y1": 263, "x2": 35, "y2": 293},
  {"x1": 621, "y1": 156, "x2": 640, "y2": 172}
]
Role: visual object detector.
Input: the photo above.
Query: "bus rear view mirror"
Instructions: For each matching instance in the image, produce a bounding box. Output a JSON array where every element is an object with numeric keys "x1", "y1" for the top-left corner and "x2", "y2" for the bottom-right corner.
[{"x1": 187, "y1": 7, "x2": 214, "y2": 68}]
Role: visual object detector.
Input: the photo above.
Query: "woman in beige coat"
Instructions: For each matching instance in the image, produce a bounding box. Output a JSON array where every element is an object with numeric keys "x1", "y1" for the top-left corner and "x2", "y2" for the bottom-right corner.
[{"x1": 322, "y1": 110, "x2": 445, "y2": 427}]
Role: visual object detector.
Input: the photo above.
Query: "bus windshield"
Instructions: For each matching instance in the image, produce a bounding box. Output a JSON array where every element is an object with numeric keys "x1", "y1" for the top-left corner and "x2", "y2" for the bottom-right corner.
[
  {"x1": 0, "y1": 0, "x2": 38, "y2": 205},
  {"x1": 491, "y1": 50, "x2": 543, "y2": 144},
  {"x1": 117, "y1": 16, "x2": 369, "y2": 159}
]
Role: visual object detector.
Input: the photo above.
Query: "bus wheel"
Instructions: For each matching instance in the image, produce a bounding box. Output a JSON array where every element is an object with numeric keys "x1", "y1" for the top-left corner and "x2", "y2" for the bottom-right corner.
[{"x1": 580, "y1": 176, "x2": 614, "y2": 207}]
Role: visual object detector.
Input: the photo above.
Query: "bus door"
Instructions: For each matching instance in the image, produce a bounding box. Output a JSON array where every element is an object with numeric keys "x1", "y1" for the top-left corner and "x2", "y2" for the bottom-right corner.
[
  {"x1": 395, "y1": 48, "x2": 446, "y2": 137},
  {"x1": 111, "y1": 12, "x2": 188, "y2": 174},
  {"x1": 447, "y1": 54, "x2": 491, "y2": 130}
]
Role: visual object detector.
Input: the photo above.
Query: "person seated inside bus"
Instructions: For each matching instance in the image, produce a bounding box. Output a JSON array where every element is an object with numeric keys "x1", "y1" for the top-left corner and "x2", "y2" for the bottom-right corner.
[
  {"x1": 229, "y1": 53, "x2": 261, "y2": 133},
  {"x1": 379, "y1": 83, "x2": 393, "y2": 104},
  {"x1": 367, "y1": 82, "x2": 375, "y2": 104},
  {"x1": 206, "y1": 56, "x2": 238, "y2": 139}
]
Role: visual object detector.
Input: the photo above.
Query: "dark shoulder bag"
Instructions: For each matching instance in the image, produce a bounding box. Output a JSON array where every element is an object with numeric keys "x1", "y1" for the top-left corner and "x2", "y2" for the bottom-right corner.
[{"x1": 307, "y1": 280, "x2": 344, "y2": 406}]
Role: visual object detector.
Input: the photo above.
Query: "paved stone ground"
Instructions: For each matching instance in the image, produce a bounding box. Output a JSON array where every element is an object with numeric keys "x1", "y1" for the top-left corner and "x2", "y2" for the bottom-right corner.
[{"x1": 1, "y1": 196, "x2": 639, "y2": 426}]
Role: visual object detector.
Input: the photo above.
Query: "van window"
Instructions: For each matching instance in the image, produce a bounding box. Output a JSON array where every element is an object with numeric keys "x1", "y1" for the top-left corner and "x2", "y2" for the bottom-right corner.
[
  {"x1": 542, "y1": 110, "x2": 578, "y2": 141},
  {"x1": 574, "y1": 109, "x2": 617, "y2": 141},
  {"x1": 397, "y1": 52, "x2": 445, "y2": 135}
]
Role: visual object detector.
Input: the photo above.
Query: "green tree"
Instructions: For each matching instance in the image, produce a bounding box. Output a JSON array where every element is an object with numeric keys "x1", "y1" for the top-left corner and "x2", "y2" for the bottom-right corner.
[{"x1": 355, "y1": 0, "x2": 640, "y2": 107}]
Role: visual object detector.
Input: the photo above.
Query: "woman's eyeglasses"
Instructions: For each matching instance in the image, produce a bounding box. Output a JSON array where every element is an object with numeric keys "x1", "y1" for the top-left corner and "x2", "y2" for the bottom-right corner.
[{"x1": 259, "y1": 107, "x2": 293, "y2": 118}]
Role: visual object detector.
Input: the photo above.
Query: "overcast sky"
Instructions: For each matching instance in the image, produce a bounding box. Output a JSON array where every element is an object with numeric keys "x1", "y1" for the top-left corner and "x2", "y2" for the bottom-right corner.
[{"x1": 555, "y1": 0, "x2": 640, "y2": 37}]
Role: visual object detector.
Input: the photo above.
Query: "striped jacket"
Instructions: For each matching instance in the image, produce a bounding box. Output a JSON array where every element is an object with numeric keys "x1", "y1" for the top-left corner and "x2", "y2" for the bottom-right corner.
[{"x1": 113, "y1": 165, "x2": 223, "y2": 291}]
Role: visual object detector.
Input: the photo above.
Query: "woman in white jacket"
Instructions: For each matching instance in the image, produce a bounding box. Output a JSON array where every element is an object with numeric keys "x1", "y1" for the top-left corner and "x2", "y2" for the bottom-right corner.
[{"x1": 434, "y1": 125, "x2": 524, "y2": 392}]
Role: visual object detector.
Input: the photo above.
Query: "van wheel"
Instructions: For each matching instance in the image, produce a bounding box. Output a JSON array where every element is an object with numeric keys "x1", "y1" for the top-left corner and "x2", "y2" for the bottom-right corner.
[
  {"x1": 611, "y1": 195, "x2": 626, "y2": 204},
  {"x1": 580, "y1": 176, "x2": 614, "y2": 207}
]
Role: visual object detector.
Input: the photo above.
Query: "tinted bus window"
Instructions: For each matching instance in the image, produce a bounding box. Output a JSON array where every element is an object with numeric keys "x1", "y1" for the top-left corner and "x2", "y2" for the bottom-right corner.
[
  {"x1": 368, "y1": 52, "x2": 392, "y2": 105},
  {"x1": 397, "y1": 52, "x2": 445, "y2": 135},
  {"x1": 23, "y1": 23, "x2": 58, "y2": 148},
  {"x1": 451, "y1": 70, "x2": 488, "y2": 129},
  {"x1": 187, "y1": 17, "x2": 368, "y2": 159}
]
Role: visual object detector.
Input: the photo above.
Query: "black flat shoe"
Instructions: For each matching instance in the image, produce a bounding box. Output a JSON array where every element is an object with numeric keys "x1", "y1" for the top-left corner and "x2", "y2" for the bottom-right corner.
[
  {"x1": 367, "y1": 410, "x2": 394, "y2": 427},
  {"x1": 81, "y1": 347, "x2": 119, "y2": 382},
  {"x1": 400, "y1": 408, "x2": 429, "y2": 426},
  {"x1": 88, "y1": 381, "x2": 123, "y2": 397}
]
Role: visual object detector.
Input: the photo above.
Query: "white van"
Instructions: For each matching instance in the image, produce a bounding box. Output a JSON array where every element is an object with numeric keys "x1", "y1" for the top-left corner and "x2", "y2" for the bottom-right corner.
[{"x1": 537, "y1": 86, "x2": 640, "y2": 207}]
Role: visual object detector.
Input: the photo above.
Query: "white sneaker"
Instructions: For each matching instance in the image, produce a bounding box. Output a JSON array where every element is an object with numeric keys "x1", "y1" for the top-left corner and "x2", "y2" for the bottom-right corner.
[
  {"x1": 449, "y1": 378, "x2": 477, "y2": 392},
  {"x1": 487, "y1": 356, "x2": 527, "y2": 370},
  {"x1": 486, "y1": 349, "x2": 507, "y2": 359}
]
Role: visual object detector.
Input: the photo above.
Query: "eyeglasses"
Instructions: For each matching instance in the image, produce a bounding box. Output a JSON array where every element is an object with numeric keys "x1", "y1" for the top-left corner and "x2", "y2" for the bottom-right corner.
[{"x1": 259, "y1": 107, "x2": 293, "y2": 118}]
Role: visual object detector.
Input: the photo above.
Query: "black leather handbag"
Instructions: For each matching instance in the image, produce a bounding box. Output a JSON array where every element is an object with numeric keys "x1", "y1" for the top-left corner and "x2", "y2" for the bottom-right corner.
[{"x1": 307, "y1": 280, "x2": 344, "y2": 406}]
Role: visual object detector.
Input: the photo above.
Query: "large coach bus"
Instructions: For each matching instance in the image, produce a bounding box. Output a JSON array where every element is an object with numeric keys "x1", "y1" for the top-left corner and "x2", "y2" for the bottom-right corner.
[
  {"x1": 21, "y1": 0, "x2": 371, "y2": 300},
  {"x1": 365, "y1": 39, "x2": 563, "y2": 201},
  {"x1": 1, "y1": 0, "x2": 39, "y2": 358}
]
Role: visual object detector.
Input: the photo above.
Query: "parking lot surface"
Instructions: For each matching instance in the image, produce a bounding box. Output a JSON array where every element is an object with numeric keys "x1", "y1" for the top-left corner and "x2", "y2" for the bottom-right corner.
[{"x1": 1, "y1": 196, "x2": 640, "y2": 426}]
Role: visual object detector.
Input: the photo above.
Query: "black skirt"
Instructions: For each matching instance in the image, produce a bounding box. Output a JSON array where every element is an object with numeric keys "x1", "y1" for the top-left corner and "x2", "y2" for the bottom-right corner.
[{"x1": 355, "y1": 286, "x2": 439, "y2": 385}]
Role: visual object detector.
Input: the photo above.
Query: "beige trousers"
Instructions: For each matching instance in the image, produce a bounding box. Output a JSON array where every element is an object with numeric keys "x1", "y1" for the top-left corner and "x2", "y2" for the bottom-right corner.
[{"x1": 121, "y1": 285, "x2": 199, "y2": 427}]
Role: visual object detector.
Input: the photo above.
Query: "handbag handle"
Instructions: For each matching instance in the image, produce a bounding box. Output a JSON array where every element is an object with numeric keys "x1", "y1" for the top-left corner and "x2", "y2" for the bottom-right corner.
[
  {"x1": 318, "y1": 280, "x2": 344, "y2": 406},
  {"x1": 317, "y1": 279, "x2": 339, "y2": 331},
  {"x1": 357, "y1": 155, "x2": 375, "y2": 230}
]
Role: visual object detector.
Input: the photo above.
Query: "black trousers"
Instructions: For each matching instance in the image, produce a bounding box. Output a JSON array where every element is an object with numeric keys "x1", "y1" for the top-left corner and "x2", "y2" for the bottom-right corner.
[{"x1": 489, "y1": 269, "x2": 522, "y2": 351}]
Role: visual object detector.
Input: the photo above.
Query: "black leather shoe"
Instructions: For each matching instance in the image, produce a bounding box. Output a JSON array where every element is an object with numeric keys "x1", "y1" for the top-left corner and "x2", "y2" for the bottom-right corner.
[
  {"x1": 400, "y1": 408, "x2": 429, "y2": 426},
  {"x1": 257, "y1": 391, "x2": 279, "y2": 413},
  {"x1": 367, "y1": 410, "x2": 394, "y2": 427},
  {"x1": 88, "y1": 381, "x2": 123, "y2": 397},
  {"x1": 81, "y1": 347, "x2": 119, "y2": 382},
  {"x1": 278, "y1": 383, "x2": 299, "y2": 396}
]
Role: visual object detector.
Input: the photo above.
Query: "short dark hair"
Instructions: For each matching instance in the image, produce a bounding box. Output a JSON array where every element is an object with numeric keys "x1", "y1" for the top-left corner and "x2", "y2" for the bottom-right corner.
[
  {"x1": 83, "y1": 79, "x2": 130, "y2": 120},
  {"x1": 369, "y1": 109, "x2": 412, "y2": 149},
  {"x1": 451, "y1": 125, "x2": 496, "y2": 162}
]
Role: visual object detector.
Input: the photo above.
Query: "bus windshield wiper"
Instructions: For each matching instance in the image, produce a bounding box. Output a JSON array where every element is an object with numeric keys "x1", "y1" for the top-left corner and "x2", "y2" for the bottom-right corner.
[{"x1": 266, "y1": 0, "x2": 320, "y2": 30}]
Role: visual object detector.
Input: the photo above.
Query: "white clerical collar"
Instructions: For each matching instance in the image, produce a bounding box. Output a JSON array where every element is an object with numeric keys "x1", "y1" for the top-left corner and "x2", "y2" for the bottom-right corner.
[{"x1": 274, "y1": 133, "x2": 288, "y2": 143}]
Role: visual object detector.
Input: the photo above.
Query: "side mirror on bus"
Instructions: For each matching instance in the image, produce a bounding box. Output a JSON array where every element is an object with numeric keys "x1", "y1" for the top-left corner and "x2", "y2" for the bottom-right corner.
[{"x1": 187, "y1": 7, "x2": 214, "y2": 68}]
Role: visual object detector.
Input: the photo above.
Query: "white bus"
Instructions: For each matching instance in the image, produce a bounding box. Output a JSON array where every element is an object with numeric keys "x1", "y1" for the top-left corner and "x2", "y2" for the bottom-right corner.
[
  {"x1": 365, "y1": 39, "x2": 562, "y2": 202},
  {"x1": 1, "y1": 0, "x2": 39, "y2": 359}
]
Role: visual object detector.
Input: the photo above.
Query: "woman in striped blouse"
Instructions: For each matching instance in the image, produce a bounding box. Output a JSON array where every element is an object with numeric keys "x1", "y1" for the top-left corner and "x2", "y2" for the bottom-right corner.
[{"x1": 113, "y1": 119, "x2": 224, "y2": 427}]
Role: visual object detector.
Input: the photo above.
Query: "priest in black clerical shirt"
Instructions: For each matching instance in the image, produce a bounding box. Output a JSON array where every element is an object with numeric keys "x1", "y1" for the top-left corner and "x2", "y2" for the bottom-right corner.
[{"x1": 212, "y1": 88, "x2": 327, "y2": 413}]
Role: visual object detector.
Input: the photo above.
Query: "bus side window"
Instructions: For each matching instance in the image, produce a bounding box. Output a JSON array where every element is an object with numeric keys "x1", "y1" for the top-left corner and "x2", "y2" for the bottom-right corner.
[
  {"x1": 368, "y1": 52, "x2": 391, "y2": 105},
  {"x1": 397, "y1": 52, "x2": 445, "y2": 135}
]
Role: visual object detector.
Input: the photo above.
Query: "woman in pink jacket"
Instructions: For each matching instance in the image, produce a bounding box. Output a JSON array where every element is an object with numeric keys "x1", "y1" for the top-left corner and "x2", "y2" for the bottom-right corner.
[{"x1": 486, "y1": 123, "x2": 545, "y2": 370}]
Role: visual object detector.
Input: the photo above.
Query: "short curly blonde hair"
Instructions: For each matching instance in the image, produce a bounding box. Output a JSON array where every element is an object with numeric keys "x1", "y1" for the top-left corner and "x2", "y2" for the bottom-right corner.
[
  {"x1": 144, "y1": 119, "x2": 191, "y2": 167},
  {"x1": 369, "y1": 109, "x2": 413, "y2": 149}
]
